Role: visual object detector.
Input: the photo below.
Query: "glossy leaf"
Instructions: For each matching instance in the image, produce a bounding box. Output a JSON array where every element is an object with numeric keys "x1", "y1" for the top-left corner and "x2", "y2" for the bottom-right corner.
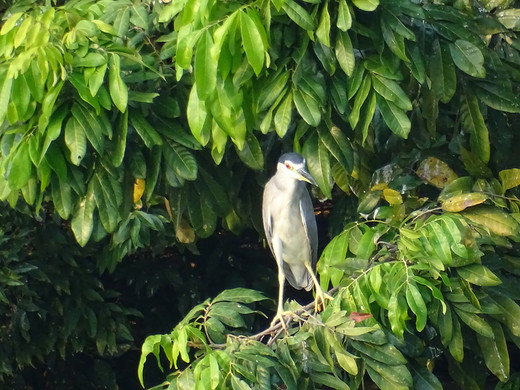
[
  {"x1": 318, "y1": 125, "x2": 354, "y2": 174},
  {"x1": 108, "y1": 54, "x2": 128, "y2": 113},
  {"x1": 430, "y1": 40, "x2": 456, "y2": 103},
  {"x1": 64, "y1": 116, "x2": 87, "y2": 166},
  {"x1": 130, "y1": 111, "x2": 163, "y2": 148},
  {"x1": 376, "y1": 95, "x2": 411, "y2": 139},
  {"x1": 316, "y1": 3, "x2": 331, "y2": 47},
  {"x1": 236, "y1": 133, "x2": 263, "y2": 170},
  {"x1": 335, "y1": 31, "x2": 354, "y2": 77},
  {"x1": 499, "y1": 168, "x2": 520, "y2": 190},
  {"x1": 457, "y1": 264, "x2": 501, "y2": 286},
  {"x1": 282, "y1": 0, "x2": 315, "y2": 31},
  {"x1": 449, "y1": 40, "x2": 485, "y2": 78},
  {"x1": 240, "y1": 11, "x2": 265, "y2": 76},
  {"x1": 194, "y1": 30, "x2": 217, "y2": 100},
  {"x1": 441, "y1": 192, "x2": 487, "y2": 212},
  {"x1": 274, "y1": 90, "x2": 293, "y2": 138},
  {"x1": 71, "y1": 192, "x2": 96, "y2": 247},
  {"x1": 462, "y1": 206, "x2": 520, "y2": 237},
  {"x1": 416, "y1": 157, "x2": 458, "y2": 188},
  {"x1": 293, "y1": 88, "x2": 321, "y2": 127},
  {"x1": 303, "y1": 133, "x2": 331, "y2": 198}
]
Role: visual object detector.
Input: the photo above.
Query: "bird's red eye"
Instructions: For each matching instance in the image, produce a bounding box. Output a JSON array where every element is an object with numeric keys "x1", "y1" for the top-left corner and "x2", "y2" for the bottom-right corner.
[{"x1": 284, "y1": 162, "x2": 291, "y2": 169}]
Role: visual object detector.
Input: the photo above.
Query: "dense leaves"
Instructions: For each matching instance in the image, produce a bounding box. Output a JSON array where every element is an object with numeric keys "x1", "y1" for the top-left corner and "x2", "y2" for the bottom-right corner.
[{"x1": 2, "y1": 0, "x2": 520, "y2": 388}]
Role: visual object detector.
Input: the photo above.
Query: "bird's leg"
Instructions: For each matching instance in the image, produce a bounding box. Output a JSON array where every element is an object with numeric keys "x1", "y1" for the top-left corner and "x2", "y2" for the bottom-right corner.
[
  {"x1": 305, "y1": 263, "x2": 333, "y2": 312},
  {"x1": 270, "y1": 266, "x2": 291, "y2": 329}
]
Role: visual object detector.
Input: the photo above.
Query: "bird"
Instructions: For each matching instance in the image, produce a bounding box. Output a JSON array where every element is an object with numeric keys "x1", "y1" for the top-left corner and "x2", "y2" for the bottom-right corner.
[{"x1": 262, "y1": 152, "x2": 330, "y2": 328}]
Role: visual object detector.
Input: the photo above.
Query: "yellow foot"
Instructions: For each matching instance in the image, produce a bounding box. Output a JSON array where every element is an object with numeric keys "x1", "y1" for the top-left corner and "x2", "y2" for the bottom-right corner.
[
  {"x1": 314, "y1": 290, "x2": 333, "y2": 312},
  {"x1": 270, "y1": 310, "x2": 293, "y2": 329}
]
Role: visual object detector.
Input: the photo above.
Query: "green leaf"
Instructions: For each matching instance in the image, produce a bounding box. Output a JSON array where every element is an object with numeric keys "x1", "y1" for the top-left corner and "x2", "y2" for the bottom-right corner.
[
  {"x1": 460, "y1": 93, "x2": 489, "y2": 163},
  {"x1": 488, "y1": 290, "x2": 520, "y2": 337},
  {"x1": 162, "y1": 141, "x2": 198, "y2": 181},
  {"x1": 473, "y1": 81, "x2": 520, "y2": 113},
  {"x1": 274, "y1": 90, "x2": 293, "y2": 138},
  {"x1": 349, "y1": 74, "x2": 371, "y2": 128},
  {"x1": 462, "y1": 205, "x2": 520, "y2": 237},
  {"x1": 352, "y1": 0, "x2": 379, "y2": 12},
  {"x1": 476, "y1": 320, "x2": 509, "y2": 382},
  {"x1": 282, "y1": 0, "x2": 315, "y2": 31},
  {"x1": 112, "y1": 111, "x2": 128, "y2": 167},
  {"x1": 376, "y1": 95, "x2": 411, "y2": 139},
  {"x1": 372, "y1": 74, "x2": 412, "y2": 111},
  {"x1": 381, "y1": 15, "x2": 408, "y2": 62},
  {"x1": 240, "y1": 11, "x2": 265, "y2": 76},
  {"x1": 0, "y1": 73, "x2": 13, "y2": 124},
  {"x1": 70, "y1": 103, "x2": 106, "y2": 154},
  {"x1": 51, "y1": 175, "x2": 73, "y2": 219},
  {"x1": 1, "y1": 12, "x2": 23, "y2": 35},
  {"x1": 457, "y1": 264, "x2": 501, "y2": 286},
  {"x1": 293, "y1": 88, "x2": 321, "y2": 126},
  {"x1": 187, "y1": 86, "x2": 210, "y2": 146},
  {"x1": 236, "y1": 133, "x2": 263, "y2": 170},
  {"x1": 8, "y1": 142, "x2": 32, "y2": 190},
  {"x1": 316, "y1": 3, "x2": 331, "y2": 47},
  {"x1": 231, "y1": 376, "x2": 252, "y2": 390},
  {"x1": 213, "y1": 288, "x2": 268, "y2": 303},
  {"x1": 108, "y1": 54, "x2": 128, "y2": 112},
  {"x1": 410, "y1": 365, "x2": 443, "y2": 390},
  {"x1": 430, "y1": 40, "x2": 456, "y2": 103},
  {"x1": 303, "y1": 132, "x2": 331, "y2": 198},
  {"x1": 337, "y1": 0, "x2": 352, "y2": 31},
  {"x1": 64, "y1": 116, "x2": 87, "y2": 166},
  {"x1": 93, "y1": 175, "x2": 119, "y2": 233},
  {"x1": 71, "y1": 191, "x2": 96, "y2": 247},
  {"x1": 188, "y1": 186, "x2": 217, "y2": 238},
  {"x1": 453, "y1": 307, "x2": 493, "y2": 338},
  {"x1": 428, "y1": 221, "x2": 452, "y2": 265},
  {"x1": 130, "y1": 112, "x2": 163, "y2": 148},
  {"x1": 499, "y1": 168, "x2": 520, "y2": 190},
  {"x1": 350, "y1": 340, "x2": 407, "y2": 364},
  {"x1": 311, "y1": 372, "x2": 350, "y2": 390},
  {"x1": 406, "y1": 284, "x2": 427, "y2": 331},
  {"x1": 497, "y1": 9, "x2": 520, "y2": 30},
  {"x1": 318, "y1": 125, "x2": 353, "y2": 174},
  {"x1": 209, "y1": 302, "x2": 246, "y2": 328},
  {"x1": 195, "y1": 30, "x2": 217, "y2": 100},
  {"x1": 449, "y1": 40, "x2": 485, "y2": 78},
  {"x1": 335, "y1": 31, "x2": 354, "y2": 77}
]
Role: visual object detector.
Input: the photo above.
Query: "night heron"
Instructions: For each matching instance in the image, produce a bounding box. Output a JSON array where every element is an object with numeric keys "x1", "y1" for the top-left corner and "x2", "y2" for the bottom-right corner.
[{"x1": 262, "y1": 152, "x2": 330, "y2": 327}]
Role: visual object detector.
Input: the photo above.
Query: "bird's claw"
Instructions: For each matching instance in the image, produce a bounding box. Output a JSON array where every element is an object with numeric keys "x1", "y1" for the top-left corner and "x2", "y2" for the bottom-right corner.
[
  {"x1": 314, "y1": 290, "x2": 333, "y2": 312},
  {"x1": 270, "y1": 311, "x2": 293, "y2": 330}
]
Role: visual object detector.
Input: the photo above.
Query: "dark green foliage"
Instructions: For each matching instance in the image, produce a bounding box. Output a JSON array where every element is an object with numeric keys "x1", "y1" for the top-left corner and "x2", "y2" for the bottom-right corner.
[{"x1": 2, "y1": 0, "x2": 520, "y2": 388}]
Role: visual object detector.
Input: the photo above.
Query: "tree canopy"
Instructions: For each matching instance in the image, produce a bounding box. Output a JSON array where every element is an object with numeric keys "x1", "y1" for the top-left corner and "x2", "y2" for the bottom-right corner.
[{"x1": 2, "y1": 0, "x2": 520, "y2": 388}]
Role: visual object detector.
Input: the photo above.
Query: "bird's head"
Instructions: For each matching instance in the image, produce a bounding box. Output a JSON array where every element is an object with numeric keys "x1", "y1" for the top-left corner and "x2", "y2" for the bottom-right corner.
[{"x1": 277, "y1": 152, "x2": 318, "y2": 186}]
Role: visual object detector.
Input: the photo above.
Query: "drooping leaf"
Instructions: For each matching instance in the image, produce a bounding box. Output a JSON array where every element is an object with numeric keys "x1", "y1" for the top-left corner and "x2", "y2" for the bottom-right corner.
[
  {"x1": 194, "y1": 30, "x2": 217, "y2": 100},
  {"x1": 64, "y1": 116, "x2": 87, "y2": 166},
  {"x1": 430, "y1": 40, "x2": 456, "y2": 103},
  {"x1": 108, "y1": 54, "x2": 128, "y2": 113},
  {"x1": 335, "y1": 30, "x2": 354, "y2": 77},
  {"x1": 376, "y1": 95, "x2": 411, "y2": 139},
  {"x1": 460, "y1": 92, "x2": 489, "y2": 163},
  {"x1": 71, "y1": 191, "x2": 96, "y2": 247}
]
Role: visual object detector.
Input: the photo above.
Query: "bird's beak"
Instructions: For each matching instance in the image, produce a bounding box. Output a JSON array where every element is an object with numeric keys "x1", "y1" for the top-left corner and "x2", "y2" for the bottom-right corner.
[{"x1": 297, "y1": 168, "x2": 318, "y2": 186}]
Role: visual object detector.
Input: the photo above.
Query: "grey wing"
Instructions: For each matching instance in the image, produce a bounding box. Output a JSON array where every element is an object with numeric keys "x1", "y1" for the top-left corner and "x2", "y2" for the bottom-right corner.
[
  {"x1": 262, "y1": 182, "x2": 275, "y2": 257},
  {"x1": 299, "y1": 190, "x2": 318, "y2": 269}
]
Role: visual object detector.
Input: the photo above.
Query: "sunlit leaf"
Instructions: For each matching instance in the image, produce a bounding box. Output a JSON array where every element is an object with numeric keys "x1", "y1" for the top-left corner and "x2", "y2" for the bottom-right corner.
[{"x1": 416, "y1": 157, "x2": 458, "y2": 188}]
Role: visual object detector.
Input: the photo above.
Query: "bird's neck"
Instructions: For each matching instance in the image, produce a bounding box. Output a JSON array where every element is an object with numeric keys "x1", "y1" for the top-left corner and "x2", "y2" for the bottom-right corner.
[{"x1": 273, "y1": 174, "x2": 303, "y2": 195}]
